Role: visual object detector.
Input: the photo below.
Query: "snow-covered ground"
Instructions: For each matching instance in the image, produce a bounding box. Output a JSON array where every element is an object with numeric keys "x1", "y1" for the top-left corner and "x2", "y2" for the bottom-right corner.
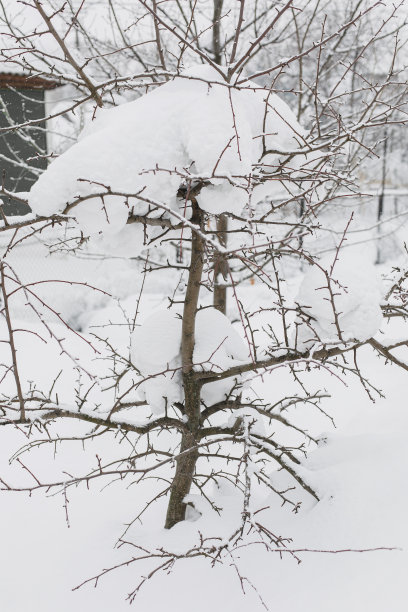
[
  {"x1": 0, "y1": 238, "x2": 407, "y2": 612},
  {"x1": 0, "y1": 325, "x2": 407, "y2": 612}
]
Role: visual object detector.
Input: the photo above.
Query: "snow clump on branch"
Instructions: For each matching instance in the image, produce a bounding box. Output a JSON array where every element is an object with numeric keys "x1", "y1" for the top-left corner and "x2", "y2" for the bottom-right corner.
[
  {"x1": 294, "y1": 252, "x2": 383, "y2": 349},
  {"x1": 131, "y1": 307, "x2": 248, "y2": 415},
  {"x1": 28, "y1": 65, "x2": 321, "y2": 239}
]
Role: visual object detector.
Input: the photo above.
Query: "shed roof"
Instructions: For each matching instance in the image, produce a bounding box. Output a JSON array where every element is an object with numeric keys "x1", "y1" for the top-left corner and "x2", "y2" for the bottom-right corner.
[{"x1": 0, "y1": 72, "x2": 59, "y2": 89}]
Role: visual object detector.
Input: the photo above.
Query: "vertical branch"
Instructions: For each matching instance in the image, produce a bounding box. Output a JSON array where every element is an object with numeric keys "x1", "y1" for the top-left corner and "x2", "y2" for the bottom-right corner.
[
  {"x1": 314, "y1": 15, "x2": 326, "y2": 137},
  {"x1": 181, "y1": 203, "x2": 204, "y2": 374},
  {"x1": 271, "y1": 253, "x2": 289, "y2": 348},
  {"x1": 213, "y1": 214, "x2": 228, "y2": 314},
  {"x1": 152, "y1": 0, "x2": 168, "y2": 77},
  {"x1": 212, "y1": 0, "x2": 224, "y2": 64},
  {"x1": 376, "y1": 130, "x2": 388, "y2": 265},
  {"x1": 228, "y1": 0, "x2": 294, "y2": 80},
  {"x1": 291, "y1": 6, "x2": 303, "y2": 121},
  {"x1": 229, "y1": 0, "x2": 245, "y2": 68},
  {"x1": 211, "y1": 1, "x2": 230, "y2": 315},
  {"x1": 0, "y1": 263, "x2": 25, "y2": 420}
]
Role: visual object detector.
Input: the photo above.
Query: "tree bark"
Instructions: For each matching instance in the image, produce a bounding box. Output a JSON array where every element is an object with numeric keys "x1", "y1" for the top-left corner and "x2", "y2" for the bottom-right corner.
[
  {"x1": 376, "y1": 129, "x2": 388, "y2": 265},
  {"x1": 213, "y1": 213, "x2": 228, "y2": 314},
  {"x1": 164, "y1": 377, "x2": 201, "y2": 529},
  {"x1": 212, "y1": 0, "x2": 224, "y2": 64},
  {"x1": 211, "y1": 2, "x2": 228, "y2": 315},
  {"x1": 164, "y1": 203, "x2": 204, "y2": 529}
]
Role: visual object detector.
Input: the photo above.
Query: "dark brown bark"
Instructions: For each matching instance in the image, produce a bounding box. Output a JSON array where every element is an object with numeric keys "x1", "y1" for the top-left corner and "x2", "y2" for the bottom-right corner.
[
  {"x1": 165, "y1": 204, "x2": 204, "y2": 529},
  {"x1": 1, "y1": 264, "x2": 25, "y2": 421},
  {"x1": 180, "y1": 206, "x2": 204, "y2": 374},
  {"x1": 164, "y1": 377, "x2": 201, "y2": 529},
  {"x1": 211, "y1": 3, "x2": 228, "y2": 315},
  {"x1": 212, "y1": 0, "x2": 224, "y2": 64},
  {"x1": 213, "y1": 213, "x2": 228, "y2": 314}
]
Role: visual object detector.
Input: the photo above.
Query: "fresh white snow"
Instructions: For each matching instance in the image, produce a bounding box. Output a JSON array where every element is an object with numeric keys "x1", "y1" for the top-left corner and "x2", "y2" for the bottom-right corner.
[{"x1": 28, "y1": 65, "x2": 320, "y2": 234}]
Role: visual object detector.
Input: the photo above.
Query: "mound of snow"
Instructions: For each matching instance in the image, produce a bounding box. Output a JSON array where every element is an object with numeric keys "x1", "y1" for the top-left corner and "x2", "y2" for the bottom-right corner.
[
  {"x1": 294, "y1": 253, "x2": 383, "y2": 348},
  {"x1": 131, "y1": 309, "x2": 182, "y2": 415},
  {"x1": 73, "y1": 195, "x2": 130, "y2": 236},
  {"x1": 28, "y1": 65, "x2": 318, "y2": 237},
  {"x1": 130, "y1": 307, "x2": 249, "y2": 414},
  {"x1": 131, "y1": 309, "x2": 182, "y2": 373},
  {"x1": 194, "y1": 307, "x2": 248, "y2": 371},
  {"x1": 195, "y1": 308, "x2": 249, "y2": 407},
  {"x1": 91, "y1": 223, "x2": 147, "y2": 258}
]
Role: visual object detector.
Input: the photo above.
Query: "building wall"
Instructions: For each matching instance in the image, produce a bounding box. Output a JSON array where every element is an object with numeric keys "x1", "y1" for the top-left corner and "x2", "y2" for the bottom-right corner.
[{"x1": 0, "y1": 88, "x2": 47, "y2": 215}]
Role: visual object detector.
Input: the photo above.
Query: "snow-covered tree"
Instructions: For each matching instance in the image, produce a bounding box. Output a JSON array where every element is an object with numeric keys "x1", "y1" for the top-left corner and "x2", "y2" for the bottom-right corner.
[{"x1": 0, "y1": 0, "x2": 408, "y2": 602}]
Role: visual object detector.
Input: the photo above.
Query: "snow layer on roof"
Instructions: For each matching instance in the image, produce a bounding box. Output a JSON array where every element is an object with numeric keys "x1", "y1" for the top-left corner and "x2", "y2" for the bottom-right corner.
[{"x1": 28, "y1": 64, "x2": 315, "y2": 233}]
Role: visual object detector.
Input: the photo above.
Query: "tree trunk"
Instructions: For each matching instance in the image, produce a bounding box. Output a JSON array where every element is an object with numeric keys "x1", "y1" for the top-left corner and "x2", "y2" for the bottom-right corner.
[
  {"x1": 164, "y1": 202, "x2": 203, "y2": 529},
  {"x1": 212, "y1": 0, "x2": 224, "y2": 64},
  {"x1": 164, "y1": 377, "x2": 200, "y2": 529},
  {"x1": 213, "y1": 213, "x2": 228, "y2": 314},
  {"x1": 212, "y1": 2, "x2": 228, "y2": 316},
  {"x1": 376, "y1": 130, "x2": 388, "y2": 265}
]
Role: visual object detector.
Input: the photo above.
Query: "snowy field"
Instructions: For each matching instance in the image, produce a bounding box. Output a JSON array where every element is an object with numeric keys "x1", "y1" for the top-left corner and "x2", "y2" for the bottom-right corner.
[{"x1": 0, "y1": 237, "x2": 407, "y2": 612}]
